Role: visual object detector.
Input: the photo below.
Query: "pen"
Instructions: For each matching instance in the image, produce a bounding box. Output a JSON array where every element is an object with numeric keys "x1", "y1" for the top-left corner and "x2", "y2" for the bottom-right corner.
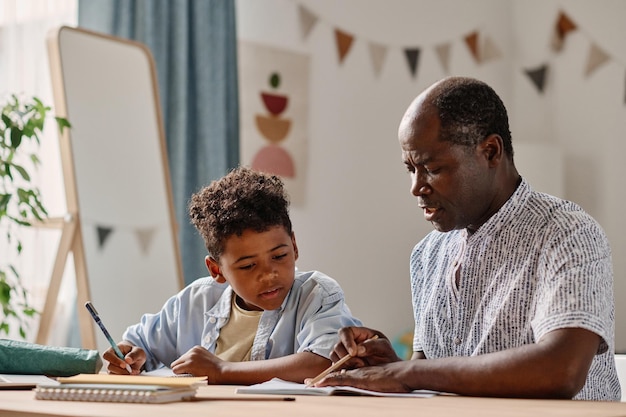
[
  {"x1": 306, "y1": 335, "x2": 379, "y2": 387},
  {"x1": 84, "y1": 301, "x2": 133, "y2": 374}
]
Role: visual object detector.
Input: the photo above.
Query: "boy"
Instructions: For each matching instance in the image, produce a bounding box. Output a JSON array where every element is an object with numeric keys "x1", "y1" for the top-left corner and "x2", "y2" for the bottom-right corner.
[{"x1": 104, "y1": 166, "x2": 361, "y2": 384}]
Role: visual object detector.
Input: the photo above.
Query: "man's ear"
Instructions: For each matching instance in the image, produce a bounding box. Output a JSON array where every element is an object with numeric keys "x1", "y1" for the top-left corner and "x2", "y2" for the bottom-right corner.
[
  {"x1": 206, "y1": 256, "x2": 226, "y2": 283},
  {"x1": 480, "y1": 134, "x2": 503, "y2": 166}
]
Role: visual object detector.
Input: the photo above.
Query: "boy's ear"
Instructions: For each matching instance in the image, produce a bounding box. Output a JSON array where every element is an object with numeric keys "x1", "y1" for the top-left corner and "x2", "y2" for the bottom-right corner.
[
  {"x1": 206, "y1": 256, "x2": 226, "y2": 283},
  {"x1": 291, "y1": 232, "x2": 299, "y2": 261}
]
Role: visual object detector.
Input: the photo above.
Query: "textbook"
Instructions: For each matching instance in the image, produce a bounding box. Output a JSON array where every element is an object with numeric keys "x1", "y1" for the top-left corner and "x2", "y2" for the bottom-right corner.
[
  {"x1": 236, "y1": 378, "x2": 438, "y2": 397},
  {"x1": 35, "y1": 383, "x2": 197, "y2": 403}
]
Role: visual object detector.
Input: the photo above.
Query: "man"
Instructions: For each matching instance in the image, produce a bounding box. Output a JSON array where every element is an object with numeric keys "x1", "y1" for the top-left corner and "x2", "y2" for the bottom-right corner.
[{"x1": 313, "y1": 77, "x2": 620, "y2": 400}]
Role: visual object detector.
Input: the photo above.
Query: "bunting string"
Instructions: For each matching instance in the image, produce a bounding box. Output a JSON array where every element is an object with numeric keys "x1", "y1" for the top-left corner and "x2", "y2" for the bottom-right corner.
[
  {"x1": 81, "y1": 217, "x2": 169, "y2": 256},
  {"x1": 291, "y1": 2, "x2": 626, "y2": 105},
  {"x1": 294, "y1": 2, "x2": 503, "y2": 80},
  {"x1": 523, "y1": 9, "x2": 626, "y2": 105}
]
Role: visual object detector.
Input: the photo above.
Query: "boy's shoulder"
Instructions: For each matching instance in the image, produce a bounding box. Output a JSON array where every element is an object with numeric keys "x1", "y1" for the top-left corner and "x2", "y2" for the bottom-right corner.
[
  {"x1": 187, "y1": 276, "x2": 227, "y2": 288},
  {"x1": 180, "y1": 276, "x2": 229, "y2": 298},
  {"x1": 291, "y1": 270, "x2": 344, "y2": 299}
]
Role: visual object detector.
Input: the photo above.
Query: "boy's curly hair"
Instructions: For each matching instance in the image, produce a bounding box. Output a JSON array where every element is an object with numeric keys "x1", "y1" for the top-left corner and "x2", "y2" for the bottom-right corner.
[{"x1": 188, "y1": 166, "x2": 292, "y2": 260}]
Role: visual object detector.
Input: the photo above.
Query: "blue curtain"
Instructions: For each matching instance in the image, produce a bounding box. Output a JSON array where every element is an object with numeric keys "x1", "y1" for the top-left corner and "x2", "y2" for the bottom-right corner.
[{"x1": 78, "y1": 0, "x2": 239, "y2": 285}]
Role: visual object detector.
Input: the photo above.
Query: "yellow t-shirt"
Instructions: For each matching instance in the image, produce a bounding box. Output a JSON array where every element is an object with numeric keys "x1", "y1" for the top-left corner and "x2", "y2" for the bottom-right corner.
[{"x1": 214, "y1": 295, "x2": 262, "y2": 362}]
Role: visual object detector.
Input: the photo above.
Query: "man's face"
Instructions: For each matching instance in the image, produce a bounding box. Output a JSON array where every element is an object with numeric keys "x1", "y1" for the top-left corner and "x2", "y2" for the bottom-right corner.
[
  {"x1": 398, "y1": 106, "x2": 496, "y2": 233},
  {"x1": 206, "y1": 226, "x2": 298, "y2": 311}
]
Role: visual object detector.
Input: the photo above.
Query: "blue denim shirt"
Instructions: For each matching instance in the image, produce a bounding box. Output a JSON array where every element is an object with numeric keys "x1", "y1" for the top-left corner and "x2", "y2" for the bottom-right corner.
[{"x1": 123, "y1": 270, "x2": 362, "y2": 371}]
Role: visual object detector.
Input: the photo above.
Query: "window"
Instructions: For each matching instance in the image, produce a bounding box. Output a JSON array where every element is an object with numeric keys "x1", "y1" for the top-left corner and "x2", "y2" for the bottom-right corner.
[{"x1": 0, "y1": 0, "x2": 77, "y2": 344}]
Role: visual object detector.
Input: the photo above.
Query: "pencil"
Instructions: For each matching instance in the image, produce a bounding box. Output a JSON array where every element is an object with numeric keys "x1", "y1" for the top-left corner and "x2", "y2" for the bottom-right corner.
[
  {"x1": 306, "y1": 335, "x2": 379, "y2": 387},
  {"x1": 188, "y1": 396, "x2": 296, "y2": 402}
]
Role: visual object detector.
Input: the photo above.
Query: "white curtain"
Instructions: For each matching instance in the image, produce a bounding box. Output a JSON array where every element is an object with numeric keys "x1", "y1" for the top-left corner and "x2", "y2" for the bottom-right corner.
[{"x1": 0, "y1": 0, "x2": 77, "y2": 345}]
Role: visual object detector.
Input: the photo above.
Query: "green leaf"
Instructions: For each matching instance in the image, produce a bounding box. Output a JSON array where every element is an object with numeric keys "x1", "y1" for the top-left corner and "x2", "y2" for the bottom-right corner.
[
  {"x1": 30, "y1": 153, "x2": 41, "y2": 166},
  {"x1": 10, "y1": 127, "x2": 22, "y2": 148},
  {"x1": 9, "y1": 265, "x2": 19, "y2": 278},
  {"x1": 12, "y1": 164, "x2": 30, "y2": 181},
  {"x1": 22, "y1": 123, "x2": 34, "y2": 137},
  {"x1": 0, "y1": 281, "x2": 10, "y2": 305},
  {"x1": 55, "y1": 116, "x2": 71, "y2": 132},
  {"x1": 8, "y1": 215, "x2": 30, "y2": 226},
  {"x1": 31, "y1": 115, "x2": 45, "y2": 133},
  {"x1": 4, "y1": 164, "x2": 12, "y2": 180},
  {"x1": 1, "y1": 113, "x2": 12, "y2": 128},
  {"x1": 0, "y1": 194, "x2": 10, "y2": 211}
]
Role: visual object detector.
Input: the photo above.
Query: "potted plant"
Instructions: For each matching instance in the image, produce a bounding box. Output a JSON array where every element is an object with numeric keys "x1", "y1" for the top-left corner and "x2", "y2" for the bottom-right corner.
[{"x1": 0, "y1": 94, "x2": 70, "y2": 339}]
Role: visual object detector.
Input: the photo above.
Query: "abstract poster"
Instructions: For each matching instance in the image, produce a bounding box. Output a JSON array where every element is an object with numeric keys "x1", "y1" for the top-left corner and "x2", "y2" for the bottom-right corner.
[{"x1": 238, "y1": 41, "x2": 309, "y2": 204}]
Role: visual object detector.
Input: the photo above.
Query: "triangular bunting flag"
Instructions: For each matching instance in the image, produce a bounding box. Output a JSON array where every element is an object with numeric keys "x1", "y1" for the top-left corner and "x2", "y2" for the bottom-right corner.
[
  {"x1": 584, "y1": 43, "x2": 610, "y2": 77},
  {"x1": 334, "y1": 28, "x2": 354, "y2": 64},
  {"x1": 524, "y1": 64, "x2": 548, "y2": 93},
  {"x1": 464, "y1": 31, "x2": 480, "y2": 63},
  {"x1": 435, "y1": 42, "x2": 451, "y2": 73},
  {"x1": 298, "y1": 4, "x2": 318, "y2": 41},
  {"x1": 404, "y1": 48, "x2": 420, "y2": 78},
  {"x1": 551, "y1": 11, "x2": 577, "y2": 52},
  {"x1": 368, "y1": 42, "x2": 387, "y2": 78},
  {"x1": 481, "y1": 35, "x2": 502, "y2": 63},
  {"x1": 96, "y1": 226, "x2": 113, "y2": 250},
  {"x1": 135, "y1": 227, "x2": 157, "y2": 256}
]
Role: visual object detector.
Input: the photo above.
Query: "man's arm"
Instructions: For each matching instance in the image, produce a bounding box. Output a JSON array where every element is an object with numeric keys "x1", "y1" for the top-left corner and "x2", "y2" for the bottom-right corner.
[{"x1": 319, "y1": 327, "x2": 600, "y2": 398}]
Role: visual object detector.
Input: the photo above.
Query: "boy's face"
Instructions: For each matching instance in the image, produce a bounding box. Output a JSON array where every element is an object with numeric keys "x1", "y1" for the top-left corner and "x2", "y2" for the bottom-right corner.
[{"x1": 206, "y1": 225, "x2": 298, "y2": 311}]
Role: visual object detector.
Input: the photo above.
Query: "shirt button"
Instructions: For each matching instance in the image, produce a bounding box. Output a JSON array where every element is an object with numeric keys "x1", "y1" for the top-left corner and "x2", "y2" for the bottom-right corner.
[
  {"x1": 208, "y1": 317, "x2": 216, "y2": 324},
  {"x1": 454, "y1": 337, "x2": 462, "y2": 345}
]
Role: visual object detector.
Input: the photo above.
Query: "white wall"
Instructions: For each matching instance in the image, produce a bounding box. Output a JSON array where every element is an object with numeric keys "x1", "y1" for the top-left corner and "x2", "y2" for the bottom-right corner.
[
  {"x1": 236, "y1": 0, "x2": 626, "y2": 350},
  {"x1": 511, "y1": 0, "x2": 626, "y2": 350}
]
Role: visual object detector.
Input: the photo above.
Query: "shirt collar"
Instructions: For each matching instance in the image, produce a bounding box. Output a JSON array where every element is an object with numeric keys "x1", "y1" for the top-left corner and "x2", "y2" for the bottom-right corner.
[{"x1": 467, "y1": 176, "x2": 531, "y2": 241}]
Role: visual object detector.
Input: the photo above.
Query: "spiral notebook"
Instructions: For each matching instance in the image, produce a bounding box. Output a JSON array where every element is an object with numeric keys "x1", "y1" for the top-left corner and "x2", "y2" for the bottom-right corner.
[{"x1": 35, "y1": 383, "x2": 197, "y2": 403}]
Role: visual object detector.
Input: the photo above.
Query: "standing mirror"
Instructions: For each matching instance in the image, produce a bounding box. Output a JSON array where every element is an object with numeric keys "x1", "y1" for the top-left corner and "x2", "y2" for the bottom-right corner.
[{"x1": 40, "y1": 26, "x2": 183, "y2": 351}]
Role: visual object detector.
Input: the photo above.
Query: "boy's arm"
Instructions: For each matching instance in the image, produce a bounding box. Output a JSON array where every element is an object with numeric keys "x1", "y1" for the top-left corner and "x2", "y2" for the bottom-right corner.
[{"x1": 171, "y1": 347, "x2": 330, "y2": 384}]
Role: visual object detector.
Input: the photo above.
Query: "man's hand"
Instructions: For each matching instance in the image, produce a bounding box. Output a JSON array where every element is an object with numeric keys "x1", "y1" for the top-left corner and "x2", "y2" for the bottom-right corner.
[
  {"x1": 315, "y1": 363, "x2": 414, "y2": 392},
  {"x1": 330, "y1": 326, "x2": 401, "y2": 368},
  {"x1": 318, "y1": 328, "x2": 601, "y2": 398}
]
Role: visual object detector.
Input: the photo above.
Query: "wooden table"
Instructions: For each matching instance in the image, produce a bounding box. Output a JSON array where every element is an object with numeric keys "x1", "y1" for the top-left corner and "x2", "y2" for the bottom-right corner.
[{"x1": 1, "y1": 385, "x2": 626, "y2": 417}]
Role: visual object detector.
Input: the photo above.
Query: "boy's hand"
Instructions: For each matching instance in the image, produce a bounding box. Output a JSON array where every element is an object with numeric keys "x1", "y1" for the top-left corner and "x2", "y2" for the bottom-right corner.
[
  {"x1": 104, "y1": 341, "x2": 145, "y2": 375},
  {"x1": 170, "y1": 345, "x2": 224, "y2": 382}
]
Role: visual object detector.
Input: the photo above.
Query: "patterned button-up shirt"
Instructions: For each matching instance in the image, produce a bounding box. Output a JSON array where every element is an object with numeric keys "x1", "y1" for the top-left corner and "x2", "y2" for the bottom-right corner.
[{"x1": 410, "y1": 178, "x2": 620, "y2": 401}]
